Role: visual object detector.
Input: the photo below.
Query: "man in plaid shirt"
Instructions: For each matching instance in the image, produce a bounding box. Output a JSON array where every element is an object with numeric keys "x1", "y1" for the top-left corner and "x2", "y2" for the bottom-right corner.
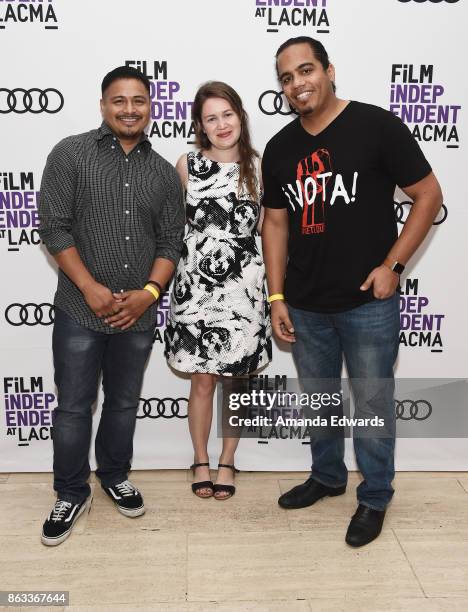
[{"x1": 38, "y1": 65, "x2": 185, "y2": 546}]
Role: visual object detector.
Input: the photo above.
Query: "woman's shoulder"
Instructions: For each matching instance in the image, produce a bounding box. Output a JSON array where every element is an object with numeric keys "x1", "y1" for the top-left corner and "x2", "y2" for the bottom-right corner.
[{"x1": 175, "y1": 152, "x2": 192, "y2": 187}]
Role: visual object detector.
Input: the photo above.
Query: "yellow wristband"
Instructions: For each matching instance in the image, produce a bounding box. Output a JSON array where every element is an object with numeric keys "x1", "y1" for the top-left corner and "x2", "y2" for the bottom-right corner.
[
  {"x1": 144, "y1": 284, "x2": 160, "y2": 301},
  {"x1": 268, "y1": 293, "x2": 285, "y2": 304}
]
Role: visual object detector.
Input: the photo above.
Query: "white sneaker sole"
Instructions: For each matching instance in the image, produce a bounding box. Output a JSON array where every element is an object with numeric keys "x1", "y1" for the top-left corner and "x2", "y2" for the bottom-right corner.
[
  {"x1": 116, "y1": 504, "x2": 145, "y2": 518},
  {"x1": 41, "y1": 496, "x2": 91, "y2": 547}
]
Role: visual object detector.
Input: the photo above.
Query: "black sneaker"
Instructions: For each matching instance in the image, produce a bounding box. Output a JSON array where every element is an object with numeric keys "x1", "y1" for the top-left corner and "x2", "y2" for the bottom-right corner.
[
  {"x1": 41, "y1": 498, "x2": 89, "y2": 546},
  {"x1": 102, "y1": 480, "x2": 145, "y2": 517}
]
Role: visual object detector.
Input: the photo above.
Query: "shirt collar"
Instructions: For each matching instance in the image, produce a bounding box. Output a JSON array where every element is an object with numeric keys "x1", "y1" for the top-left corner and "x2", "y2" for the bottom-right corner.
[{"x1": 95, "y1": 121, "x2": 152, "y2": 151}]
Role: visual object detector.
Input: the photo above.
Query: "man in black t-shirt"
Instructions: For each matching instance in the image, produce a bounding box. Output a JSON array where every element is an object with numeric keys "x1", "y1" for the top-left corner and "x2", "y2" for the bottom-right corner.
[{"x1": 262, "y1": 37, "x2": 443, "y2": 547}]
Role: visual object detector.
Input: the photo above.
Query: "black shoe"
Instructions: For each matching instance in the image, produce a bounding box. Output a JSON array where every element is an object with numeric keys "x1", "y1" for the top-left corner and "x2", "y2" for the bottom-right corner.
[
  {"x1": 41, "y1": 497, "x2": 89, "y2": 546},
  {"x1": 345, "y1": 504, "x2": 386, "y2": 547},
  {"x1": 102, "y1": 480, "x2": 145, "y2": 517},
  {"x1": 190, "y1": 462, "x2": 214, "y2": 498},
  {"x1": 278, "y1": 478, "x2": 346, "y2": 509}
]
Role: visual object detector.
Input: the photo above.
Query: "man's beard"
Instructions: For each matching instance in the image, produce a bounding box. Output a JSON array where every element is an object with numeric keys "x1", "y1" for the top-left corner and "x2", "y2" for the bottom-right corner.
[
  {"x1": 299, "y1": 104, "x2": 315, "y2": 117},
  {"x1": 117, "y1": 124, "x2": 143, "y2": 140},
  {"x1": 288, "y1": 99, "x2": 315, "y2": 117},
  {"x1": 117, "y1": 116, "x2": 142, "y2": 136}
]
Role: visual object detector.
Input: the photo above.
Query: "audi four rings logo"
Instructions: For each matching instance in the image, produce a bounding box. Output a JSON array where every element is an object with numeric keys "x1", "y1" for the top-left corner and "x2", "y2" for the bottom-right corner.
[
  {"x1": 395, "y1": 399, "x2": 432, "y2": 420},
  {"x1": 0, "y1": 88, "x2": 64, "y2": 114},
  {"x1": 394, "y1": 200, "x2": 448, "y2": 225},
  {"x1": 5, "y1": 303, "x2": 55, "y2": 327},
  {"x1": 258, "y1": 90, "x2": 297, "y2": 116},
  {"x1": 137, "y1": 397, "x2": 189, "y2": 419}
]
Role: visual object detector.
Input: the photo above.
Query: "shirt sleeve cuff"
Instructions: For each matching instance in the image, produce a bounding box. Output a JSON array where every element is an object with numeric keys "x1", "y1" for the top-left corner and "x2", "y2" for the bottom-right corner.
[
  {"x1": 153, "y1": 247, "x2": 182, "y2": 267},
  {"x1": 41, "y1": 231, "x2": 76, "y2": 256}
]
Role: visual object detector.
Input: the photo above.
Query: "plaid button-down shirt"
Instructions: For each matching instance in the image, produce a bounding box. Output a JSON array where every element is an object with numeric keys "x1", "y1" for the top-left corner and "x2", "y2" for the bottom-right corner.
[{"x1": 38, "y1": 122, "x2": 185, "y2": 333}]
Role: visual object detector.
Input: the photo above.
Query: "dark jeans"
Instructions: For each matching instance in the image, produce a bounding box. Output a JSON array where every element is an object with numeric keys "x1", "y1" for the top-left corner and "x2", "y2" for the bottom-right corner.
[
  {"x1": 52, "y1": 308, "x2": 153, "y2": 504},
  {"x1": 289, "y1": 294, "x2": 400, "y2": 511}
]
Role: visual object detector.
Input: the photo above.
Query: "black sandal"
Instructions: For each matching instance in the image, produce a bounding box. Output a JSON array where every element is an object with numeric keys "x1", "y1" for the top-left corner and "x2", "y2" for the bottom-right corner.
[
  {"x1": 190, "y1": 462, "x2": 214, "y2": 498},
  {"x1": 213, "y1": 464, "x2": 240, "y2": 500}
]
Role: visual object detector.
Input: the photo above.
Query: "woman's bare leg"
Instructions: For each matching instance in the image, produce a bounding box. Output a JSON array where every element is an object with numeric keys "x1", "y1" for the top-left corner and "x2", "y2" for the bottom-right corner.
[
  {"x1": 215, "y1": 436, "x2": 241, "y2": 499},
  {"x1": 215, "y1": 375, "x2": 245, "y2": 499},
  {"x1": 188, "y1": 373, "x2": 217, "y2": 497}
]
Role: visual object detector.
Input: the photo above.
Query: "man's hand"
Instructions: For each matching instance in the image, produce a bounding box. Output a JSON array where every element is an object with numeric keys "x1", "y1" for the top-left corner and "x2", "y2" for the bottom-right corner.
[
  {"x1": 82, "y1": 280, "x2": 120, "y2": 318},
  {"x1": 360, "y1": 265, "x2": 399, "y2": 299},
  {"x1": 104, "y1": 290, "x2": 155, "y2": 330},
  {"x1": 271, "y1": 300, "x2": 296, "y2": 343}
]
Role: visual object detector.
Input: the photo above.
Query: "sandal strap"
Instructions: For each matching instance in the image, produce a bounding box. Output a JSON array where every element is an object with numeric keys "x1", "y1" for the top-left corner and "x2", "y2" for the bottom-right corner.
[
  {"x1": 192, "y1": 480, "x2": 214, "y2": 492},
  {"x1": 213, "y1": 483, "x2": 236, "y2": 495},
  {"x1": 190, "y1": 462, "x2": 210, "y2": 469},
  {"x1": 217, "y1": 463, "x2": 240, "y2": 473}
]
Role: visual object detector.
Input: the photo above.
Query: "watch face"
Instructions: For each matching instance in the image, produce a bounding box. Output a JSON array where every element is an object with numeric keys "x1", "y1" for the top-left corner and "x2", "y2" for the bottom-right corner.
[{"x1": 392, "y1": 262, "x2": 405, "y2": 274}]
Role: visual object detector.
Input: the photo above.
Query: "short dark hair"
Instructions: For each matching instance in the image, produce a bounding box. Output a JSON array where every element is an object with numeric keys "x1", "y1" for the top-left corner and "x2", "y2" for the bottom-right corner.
[
  {"x1": 276, "y1": 36, "x2": 331, "y2": 70},
  {"x1": 275, "y1": 36, "x2": 336, "y2": 93},
  {"x1": 101, "y1": 66, "x2": 151, "y2": 96}
]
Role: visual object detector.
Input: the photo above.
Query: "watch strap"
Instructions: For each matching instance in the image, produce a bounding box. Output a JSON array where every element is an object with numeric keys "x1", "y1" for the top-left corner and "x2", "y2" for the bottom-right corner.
[{"x1": 388, "y1": 261, "x2": 405, "y2": 274}]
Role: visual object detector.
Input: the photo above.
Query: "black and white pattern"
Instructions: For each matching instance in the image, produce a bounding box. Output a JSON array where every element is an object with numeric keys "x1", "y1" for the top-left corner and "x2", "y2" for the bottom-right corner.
[{"x1": 165, "y1": 152, "x2": 271, "y2": 375}]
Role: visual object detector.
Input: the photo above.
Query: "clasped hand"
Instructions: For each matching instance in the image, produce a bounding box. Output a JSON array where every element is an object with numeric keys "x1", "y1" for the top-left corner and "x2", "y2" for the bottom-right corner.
[{"x1": 83, "y1": 281, "x2": 155, "y2": 330}]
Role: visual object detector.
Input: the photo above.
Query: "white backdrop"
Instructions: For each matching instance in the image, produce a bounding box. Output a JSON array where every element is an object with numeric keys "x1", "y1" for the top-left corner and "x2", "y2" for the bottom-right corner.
[{"x1": 1, "y1": 0, "x2": 467, "y2": 472}]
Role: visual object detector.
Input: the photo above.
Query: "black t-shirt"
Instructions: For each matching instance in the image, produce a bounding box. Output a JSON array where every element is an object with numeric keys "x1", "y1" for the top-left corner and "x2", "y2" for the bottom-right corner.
[{"x1": 262, "y1": 101, "x2": 432, "y2": 312}]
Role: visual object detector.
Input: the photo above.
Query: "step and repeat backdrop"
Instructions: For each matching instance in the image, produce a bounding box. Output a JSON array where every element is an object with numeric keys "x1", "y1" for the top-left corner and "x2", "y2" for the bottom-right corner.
[{"x1": 1, "y1": 0, "x2": 467, "y2": 471}]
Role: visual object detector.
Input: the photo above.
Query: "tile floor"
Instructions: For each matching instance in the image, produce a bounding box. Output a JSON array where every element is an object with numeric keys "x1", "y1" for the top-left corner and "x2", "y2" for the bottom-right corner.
[{"x1": 1, "y1": 470, "x2": 467, "y2": 611}]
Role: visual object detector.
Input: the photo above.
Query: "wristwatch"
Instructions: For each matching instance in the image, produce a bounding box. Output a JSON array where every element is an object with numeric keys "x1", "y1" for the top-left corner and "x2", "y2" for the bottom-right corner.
[{"x1": 386, "y1": 261, "x2": 405, "y2": 275}]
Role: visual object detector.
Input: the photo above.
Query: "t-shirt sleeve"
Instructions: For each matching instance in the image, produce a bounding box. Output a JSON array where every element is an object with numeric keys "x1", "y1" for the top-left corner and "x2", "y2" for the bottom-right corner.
[
  {"x1": 380, "y1": 110, "x2": 432, "y2": 188},
  {"x1": 261, "y1": 143, "x2": 287, "y2": 209}
]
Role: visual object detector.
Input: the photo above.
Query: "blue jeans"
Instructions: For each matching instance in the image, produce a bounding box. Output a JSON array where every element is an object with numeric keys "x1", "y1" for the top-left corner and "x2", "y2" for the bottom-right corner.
[
  {"x1": 52, "y1": 308, "x2": 153, "y2": 504},
  {"x1": 289, "y1": 294, "x2": 400, "y2": 511}
]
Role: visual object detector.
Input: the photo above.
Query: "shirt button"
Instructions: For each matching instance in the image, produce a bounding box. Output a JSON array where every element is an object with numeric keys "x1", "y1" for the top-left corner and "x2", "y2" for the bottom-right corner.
[
  {"x1": 113, "y1": 137, "x2": 116, "y2": 141},
  {"x1": 125, "y1": 158, "x2": 129, "y2": 163},
  {"x1": 125, "y1": 183, "x2": 129, "y2": 187},
  {"x1": 125, "y1": 236, "x2": 130, "y2": 240},
  {"x1": 124, "y1": 264, "x2": 128, "y2": 269},
  {"x1": 137, "y1": 149, "x2": 141, "y2": 154},
  {"x1": 111, "y1": 145, "x2": 115, "y2": 149},
  {"x1": 125, "y1": 210, "x2": 130, "y2": 214}
]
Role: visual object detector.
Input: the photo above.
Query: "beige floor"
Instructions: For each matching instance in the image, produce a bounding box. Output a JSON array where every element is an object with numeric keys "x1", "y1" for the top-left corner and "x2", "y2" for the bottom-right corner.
[{"x1": 1, "y1": 471, "x2": 468, "y2": 611}]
